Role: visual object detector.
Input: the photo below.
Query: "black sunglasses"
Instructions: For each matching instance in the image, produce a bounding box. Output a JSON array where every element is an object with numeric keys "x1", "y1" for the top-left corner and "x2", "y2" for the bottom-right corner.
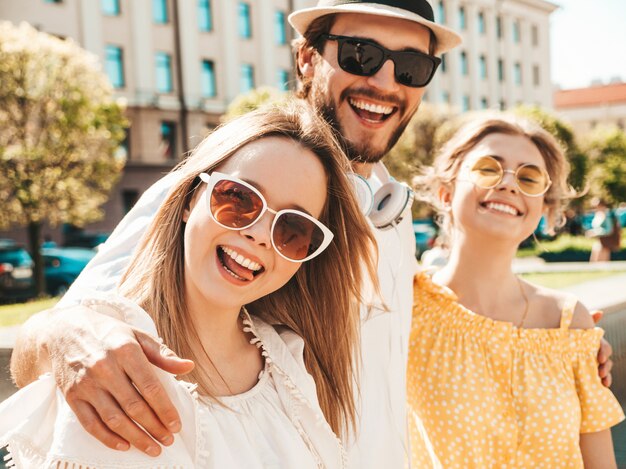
[{"x1": 321, "y1": 34, "x2": 441, "y2": 88}]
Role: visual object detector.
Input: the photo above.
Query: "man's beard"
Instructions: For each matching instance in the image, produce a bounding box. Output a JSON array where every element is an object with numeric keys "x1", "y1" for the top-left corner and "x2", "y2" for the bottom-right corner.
[{"x1": 310, "y1": 80, "x2": 415, "y2": 164}]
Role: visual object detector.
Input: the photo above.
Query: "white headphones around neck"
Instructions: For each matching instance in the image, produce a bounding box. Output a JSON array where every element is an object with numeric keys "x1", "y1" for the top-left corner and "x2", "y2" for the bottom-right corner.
[{"x1": 348, "y1": 164, "x2": 414, "y2": 230}]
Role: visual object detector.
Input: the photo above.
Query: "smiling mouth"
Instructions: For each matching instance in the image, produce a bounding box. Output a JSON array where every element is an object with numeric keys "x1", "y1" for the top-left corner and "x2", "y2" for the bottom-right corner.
[
  {"x1": 480, "y1": 201, "x2": 523, "y2": 217},
  {"x1": 217, "y1": 246, "x2": 264, "y2": 282},
  {"x1": 348, "y1": 97, "x2": 397, "y2": 123}
]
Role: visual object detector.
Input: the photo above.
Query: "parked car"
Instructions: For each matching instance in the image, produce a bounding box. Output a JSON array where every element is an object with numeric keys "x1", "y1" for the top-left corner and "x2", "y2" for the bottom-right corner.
[
  {"x1": 413, "y1": 220, "x2": 437, "y2": 258},
  {"x1": 0, "y1": 239, "x2": 35, "y2": 302},
  {"x1": 63, "y1": 232, "x2": 110, "y2": 250},
  {"x1": 42, "y1": 246, "x2": 96, "y2": 296}
]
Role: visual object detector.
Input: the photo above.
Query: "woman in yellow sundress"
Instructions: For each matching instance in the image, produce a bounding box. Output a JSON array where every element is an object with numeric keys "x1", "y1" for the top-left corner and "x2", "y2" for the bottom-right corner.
[{"x1": 408, "y1": 114, "x2": 624, "y2": 468}]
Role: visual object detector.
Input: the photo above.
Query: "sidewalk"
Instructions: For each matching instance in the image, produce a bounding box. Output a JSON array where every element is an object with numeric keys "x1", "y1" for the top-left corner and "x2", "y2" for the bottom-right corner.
[{"x1": 512, "y1": 258, "x2": 626, "y2": 314}]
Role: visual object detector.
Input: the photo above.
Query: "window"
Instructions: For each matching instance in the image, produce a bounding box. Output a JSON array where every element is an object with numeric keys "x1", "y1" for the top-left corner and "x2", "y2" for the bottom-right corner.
[
  {"x1": 441, "y1": 54, "x2": 446, "y2": 73},
  {"x1": 459, "y1": 6, "x2": 466, "y2": 29},
  {"x1": 462, "y1": 95, "x2": 470, "y2": 112},
  {"x1": 514, "y1": 62, "x2": 522, "y2": 85},
  {"x1": 45, "y1": 0, "x2": 63, "y2": 3},
  {"x1": 238, "y1": 2, "x2": 252, "y2": 38},
  {"x1": 499, "y1": 99, "x2": 506, "y2": 111},
  {"x1": 532, "y1": 25, "x2": 539, "y2": 46},
  {"x1": 479, "y1": 55, "x2": 487, "y2": 79},
  {"x1": 513, "y1": 20, "x2": 520, "y2": 43},
  {"x1": 240, "y1": 63, "x2": 255, "y2": 92},
  {"x1": 478, "y1": 12, "x2": 485, "y2": 34},
  {"x1": 156, "y1": 52, "x2": 173, "y2": 93},
  {"x1": 153, "y1": 0, "x2": 168, "y2": 24},
  {"x1": 118, "y1": 129, "x2": 130, "y2": 160},
  {"x1": 122, "y1": 190, "x2": 139, "y2": 214},
  {"x1": 277, "y1": 69, "x2": 289, "y2": 91},
  {"x1": 198, "y1": 0, "x2": 212, "y2": 32},
  {"x1": 105, "y1": 45, "x2": 125, "y2": 89},
  {"x1": 461, "y1": 51, "x2": 468, "y2": 76},
  {"x1": 533, "y1": 64, "x2": 540, "y2": 86},
  {"x1": 498, "y1": 58, "x2": 504, "y2": 81},
  {"x1": 441, "y1": 91, "x2": 450, "y2": 104},
  {"x1": 496, "y1": 16, "x2": 502, "y2": 39},
  {"x1": 201, "y1": 60, "x2": 217, "y2": 97},
  {"x1": 275, "y1": 10, "x2": 287, "y2": 45},
  {"x1": 160, "y1": 121, "x2": 177, "y2": 160},
  {"x1": 480, "y1": 97, "x2": 488, "y2": 109},
  {"x1": 438, "y1": 1, "x2": 445, "y2": 23},
  {"x1": 102, "y1": 0, "x2": 120, "y2": 15}
]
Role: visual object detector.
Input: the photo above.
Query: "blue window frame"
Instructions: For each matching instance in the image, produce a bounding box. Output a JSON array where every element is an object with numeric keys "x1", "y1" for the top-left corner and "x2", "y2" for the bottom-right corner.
[
  {"x1": 105, "y1": 45, "x2": 125, "y2": 88},
  {"x1": 496, "y1": 16, "x2": 502, "y2": 39},
  {"x1": 277, "y1": 69, "x2": 289, "y2": 91},
  {"x1": 160, "y1": 121, "x2": 177, "y2": 160},
  {"x1": 240, "y1": 64, "x2": 254, "y2": 93},
  {"x1": 514, "y1": 62, "x2": 522, "y2": 85},
  {"x1": 441, "y1": 54, "x2": 446, "y2": 73},
  {"x1": 198, "y1": 0, "x2": 212, "y2": 32},
  {"x1": 153, "y1": 0, "x2": 168, "y2": 24},
  {"x1": 102, "y1": 0, "x2": 120, "y2": 15},
  {"x1": 479, "y1": 55, "x2": 487, "y2": 79},
  {"x1": 459, "y1": 6, "x2": 466, "y2": 29},
  {"x1": 275, "y1": 10, "x2": 287, "y2": 45},
  {"x1": 498, "y1": 58, "x2": 504, "y2": 81},
  {"x1": 480, "y1": 97, "x2": 488, "y2": 109},
  {"x1": 461, "y1": 51, "x2": 468, "y2": 76},
  {"x1": 45, "y1": 0, "x2": 63, "y2": 3},
  {"x1": 238, "y1": 2, "x2": 252, "y2": 39},
  {"x1": 438, "y1": 1, "x2": 445, "y2": 23},
  {"x1": 441, "y1": 91, "x2": 449, "y2": 104},
  {"x1": 462, "y1": 95, "x2": 470, "y2": 112},
  {"x1": 201, "y1": 60, "x2": 217, "y2": 97},
  {"x1": 513, "y1": 20, "x2": 521, "y2": 43},
  {"x1": 156, "y1": 52, "x2": 173, "y2": 93},
  {"x1": 478, "y1": 12, "x2": 485, "y2": 34}
]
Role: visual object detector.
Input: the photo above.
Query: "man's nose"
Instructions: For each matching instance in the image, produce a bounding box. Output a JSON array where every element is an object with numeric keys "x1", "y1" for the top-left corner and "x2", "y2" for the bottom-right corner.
[{"x1": 366, "y1": 59, "x2": 400, "y2": 93}]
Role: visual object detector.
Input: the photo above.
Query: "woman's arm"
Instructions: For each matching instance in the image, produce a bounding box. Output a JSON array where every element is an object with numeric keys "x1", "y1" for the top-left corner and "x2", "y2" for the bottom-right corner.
[{"x1": 580, "y1": 430, "x2": 617, "y2": 469}]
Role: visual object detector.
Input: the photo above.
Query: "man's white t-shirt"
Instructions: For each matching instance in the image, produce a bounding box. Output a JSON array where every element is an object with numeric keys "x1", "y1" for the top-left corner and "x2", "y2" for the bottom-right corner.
[{"x1": 61, "y1": 164, "x2": 419, "y2": 469}]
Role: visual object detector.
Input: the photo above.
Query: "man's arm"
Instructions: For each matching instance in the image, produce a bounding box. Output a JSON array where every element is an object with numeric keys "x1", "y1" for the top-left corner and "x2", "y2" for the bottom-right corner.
[
  {"x1": 592, "y1": 310, "x2": 613, "y2": 387},
  {"x1": 11, "y1": 304, "x2": 194, "y2": 456}
]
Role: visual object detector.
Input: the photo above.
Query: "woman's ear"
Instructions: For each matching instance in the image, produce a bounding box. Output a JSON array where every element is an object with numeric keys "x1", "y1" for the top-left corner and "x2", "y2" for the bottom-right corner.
[
  {"x1": 438, "y1": 185, "x2": 453, "y2": 211},
  {"x1": 297, "y1": 45, "x2": 317, "y2": 78}
]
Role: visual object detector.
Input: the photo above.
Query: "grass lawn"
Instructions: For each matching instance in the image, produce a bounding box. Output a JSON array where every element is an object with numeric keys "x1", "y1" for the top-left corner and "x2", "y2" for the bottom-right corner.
[
  {"x1": 0, "y1": 297, "x2": 58, "y2": 328},
  {"x1": 521, "y1": 270, "x2": 626, "y2": 289}
]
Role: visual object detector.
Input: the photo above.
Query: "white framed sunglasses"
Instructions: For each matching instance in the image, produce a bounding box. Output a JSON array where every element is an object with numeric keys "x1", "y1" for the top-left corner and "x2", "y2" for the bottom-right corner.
[
  {"x1": 461, "y1": 155, "x2": 552, "y2": 197},
  {"x1": 199, "y1": 172, "x2": 334, "y2": 263}
]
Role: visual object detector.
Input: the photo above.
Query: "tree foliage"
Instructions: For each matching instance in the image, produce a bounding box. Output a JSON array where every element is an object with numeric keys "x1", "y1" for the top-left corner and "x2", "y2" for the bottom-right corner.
[
  {"x1": 0, "y1": 21, "x2": 128, "y2": 293},
  {"x1": 583, "y1": 126, "x2": 626, "y2": 205},
  {"x1": 512, "y1": 106, "x2": 588, "y2": 198},
  {"x1": 223, "y1": 86, "x2": 287, "y2": 122}
]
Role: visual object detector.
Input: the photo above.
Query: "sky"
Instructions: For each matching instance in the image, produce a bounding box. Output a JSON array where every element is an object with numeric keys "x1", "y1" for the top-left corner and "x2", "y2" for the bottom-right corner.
[{"x1": 550, "y1": 0, "x2": 626, "y2": 89}]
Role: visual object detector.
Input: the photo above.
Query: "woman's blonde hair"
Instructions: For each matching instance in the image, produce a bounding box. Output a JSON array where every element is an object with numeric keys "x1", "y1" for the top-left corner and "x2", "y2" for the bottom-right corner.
[
  {"x1": 119, "y1": 99, "x2": 377, "y2": 436},
  {"x1": 414, "y1": 114, "x2": 577, "y2": 240}
]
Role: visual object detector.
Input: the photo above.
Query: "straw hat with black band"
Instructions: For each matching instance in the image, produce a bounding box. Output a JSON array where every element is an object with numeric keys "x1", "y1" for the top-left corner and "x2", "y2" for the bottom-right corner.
[{"x1": 288, "y1": 0, "x2": 462, "y2": 55}]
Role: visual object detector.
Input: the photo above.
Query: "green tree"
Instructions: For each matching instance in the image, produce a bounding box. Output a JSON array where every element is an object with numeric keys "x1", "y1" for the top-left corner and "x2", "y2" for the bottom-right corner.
[
  {"x1": 223, "y1": 86, "x2": 287, "y2": 121},
  {"x1": 513, "y1": 106, "x2": 588, "y2": 199},
  {"x1": 0, "y1": 22, "x2": 128, "y2": 295},
  {"x1": 584, "y1": 126, "x2": 626, "y2": 205},
  {"x1": 386, "y1": 103, "x2": 457, "y2": 218}
]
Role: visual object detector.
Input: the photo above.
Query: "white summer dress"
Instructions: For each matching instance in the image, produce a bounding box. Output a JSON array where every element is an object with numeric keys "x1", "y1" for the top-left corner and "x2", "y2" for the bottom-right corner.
[{"x1": 0, "y1": 293, "x2": 345, "y2": 468}]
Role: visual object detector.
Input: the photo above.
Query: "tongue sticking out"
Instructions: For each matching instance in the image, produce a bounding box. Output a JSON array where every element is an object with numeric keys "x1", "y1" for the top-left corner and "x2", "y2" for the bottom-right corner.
[{"x1": 222, "y1": 253, "x2": 255, "y2": 281}]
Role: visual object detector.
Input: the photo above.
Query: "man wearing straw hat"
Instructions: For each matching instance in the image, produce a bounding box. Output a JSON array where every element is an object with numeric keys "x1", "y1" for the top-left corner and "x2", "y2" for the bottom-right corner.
[{"x1": 9, "y1": 1, "x2": 613, "y2": 467}]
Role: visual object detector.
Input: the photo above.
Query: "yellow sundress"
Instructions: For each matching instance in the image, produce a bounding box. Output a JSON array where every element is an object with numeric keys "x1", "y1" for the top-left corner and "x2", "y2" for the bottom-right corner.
[{"x1": 408, "y1": 272, "x2": 625, "y2": 468}]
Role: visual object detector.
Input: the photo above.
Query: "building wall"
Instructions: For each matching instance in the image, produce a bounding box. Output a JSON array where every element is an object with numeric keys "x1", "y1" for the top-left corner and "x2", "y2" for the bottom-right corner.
[{"x1": 0, "y1": 0, "x2": 556, "y2": 244}]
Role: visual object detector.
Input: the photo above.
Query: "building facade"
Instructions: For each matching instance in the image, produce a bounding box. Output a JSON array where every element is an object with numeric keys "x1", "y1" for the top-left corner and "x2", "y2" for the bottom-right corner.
[
  {"x1": 1, "y1": 0, "x2": 557, "y2": 243},
  {"x1": 554, "y1": 82, "x2": 626, "y2": 136}
]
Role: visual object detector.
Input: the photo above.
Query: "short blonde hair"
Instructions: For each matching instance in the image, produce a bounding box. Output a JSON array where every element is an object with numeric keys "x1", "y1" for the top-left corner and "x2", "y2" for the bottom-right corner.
[{"x1": 414, "y1": 114, "x2": 577, "y2": 238}]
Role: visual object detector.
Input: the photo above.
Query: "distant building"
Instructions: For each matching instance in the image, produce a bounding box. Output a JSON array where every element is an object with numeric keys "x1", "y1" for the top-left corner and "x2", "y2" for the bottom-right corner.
[
  {"x1": 1, "y1": 0, "x2": 558, "y2": 243},
  {"x1": 554, "y1": 82, "x2": 626, "y2": 135}
]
